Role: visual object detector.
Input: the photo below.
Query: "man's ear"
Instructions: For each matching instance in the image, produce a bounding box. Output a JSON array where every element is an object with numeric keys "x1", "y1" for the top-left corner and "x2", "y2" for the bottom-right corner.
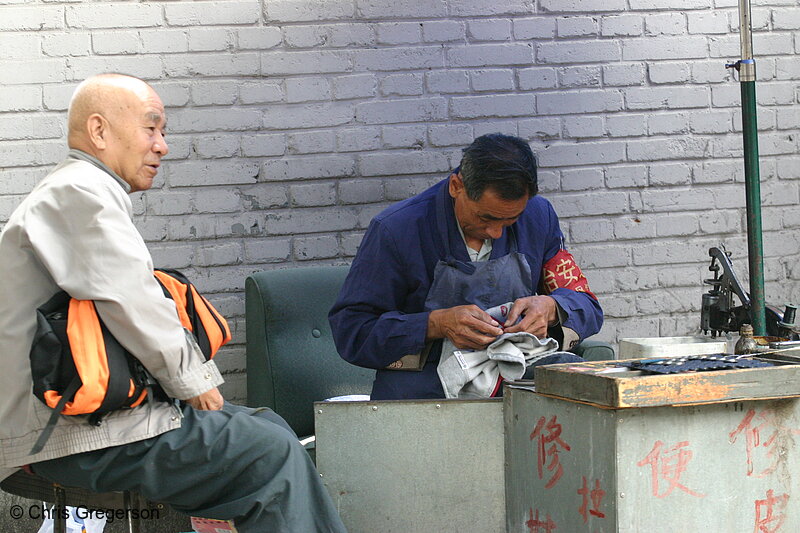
[
  {"x1": 86, "y1": 113, "x2": 108, "y2": 150},
  {"x1": 448, "y1": 172, "x2": 464, "y2": 198}
]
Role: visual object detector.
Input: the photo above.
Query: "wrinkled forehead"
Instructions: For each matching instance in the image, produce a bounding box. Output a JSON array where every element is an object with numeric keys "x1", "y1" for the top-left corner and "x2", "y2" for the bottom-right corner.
[
  {"x1": 470, "y1": 188, "x2": 528, "y2": 219},
  {"x1": 132, "y1": 85, "x2": 167, "y2": 125},
  {"x1": 139, "y1": 83, "x2": 165, "y2": 110}
]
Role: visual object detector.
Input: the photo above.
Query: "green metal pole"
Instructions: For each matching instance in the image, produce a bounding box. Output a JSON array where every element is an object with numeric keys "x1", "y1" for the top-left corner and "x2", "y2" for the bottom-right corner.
[{"x1": 736, "y1": 0, "x2": 767, "y2": 335}]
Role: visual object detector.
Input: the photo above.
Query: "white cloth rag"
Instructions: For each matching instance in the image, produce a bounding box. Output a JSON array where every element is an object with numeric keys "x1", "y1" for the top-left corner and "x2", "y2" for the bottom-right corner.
[{"x1": 437, "y1": 331, "x2": 562, "y2": 399}]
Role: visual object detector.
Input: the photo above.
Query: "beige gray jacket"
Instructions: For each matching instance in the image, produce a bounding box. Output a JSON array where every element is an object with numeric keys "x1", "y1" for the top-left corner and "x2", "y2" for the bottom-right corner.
[{"x1": 0, "y1": 151, "x2": 223, "y2": 481}]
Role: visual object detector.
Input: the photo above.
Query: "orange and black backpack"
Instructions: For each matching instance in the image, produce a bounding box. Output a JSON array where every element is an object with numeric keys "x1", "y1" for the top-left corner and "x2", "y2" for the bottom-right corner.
[{"x1": 29, "y1": 268, "x2": 231, "y2": 454}]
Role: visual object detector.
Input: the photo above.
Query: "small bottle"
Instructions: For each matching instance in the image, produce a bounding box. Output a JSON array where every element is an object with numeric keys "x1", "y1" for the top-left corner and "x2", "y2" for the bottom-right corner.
[{"x1": 734, "y1": 323, "x2": 759, "y2": 355}]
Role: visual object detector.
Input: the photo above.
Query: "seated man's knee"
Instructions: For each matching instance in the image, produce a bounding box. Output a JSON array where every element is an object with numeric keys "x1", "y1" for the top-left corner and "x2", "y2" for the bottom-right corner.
[{"x1": 522, "y1": 353, "x2": 585, "y2": 379}]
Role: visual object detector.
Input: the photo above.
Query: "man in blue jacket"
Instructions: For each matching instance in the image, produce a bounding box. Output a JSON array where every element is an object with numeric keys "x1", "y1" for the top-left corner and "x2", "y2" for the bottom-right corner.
[{"x1": 329, "y1": 133, "x2": 603, "y2": 400}]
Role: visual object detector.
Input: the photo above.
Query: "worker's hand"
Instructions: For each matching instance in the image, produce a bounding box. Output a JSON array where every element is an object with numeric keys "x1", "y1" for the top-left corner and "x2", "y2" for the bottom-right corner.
[
  {"x1": 186, "y1": 387, "x2": 224, "y2": 411},
  {"x1": 502, "y1": 296, "x2": 558, "y2": 338},
  {"x1": 427, "y1": 305, "x2": 505, "y2": 350}
]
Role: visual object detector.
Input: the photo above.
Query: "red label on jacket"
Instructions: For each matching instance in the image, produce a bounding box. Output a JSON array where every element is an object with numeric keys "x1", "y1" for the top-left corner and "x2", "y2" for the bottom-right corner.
[{"x1": 541, "y1": 249, "x2": 597, "y2": 301}]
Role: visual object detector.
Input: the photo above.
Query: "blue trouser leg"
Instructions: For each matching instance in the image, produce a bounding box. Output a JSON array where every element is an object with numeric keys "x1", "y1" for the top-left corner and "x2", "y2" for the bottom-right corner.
[
  {"x1": 521, "y1": 352, "x2": 585, "y2": 380},
  {"x1": 33, "y1": 403, "x2": 347, "y2": 533}
]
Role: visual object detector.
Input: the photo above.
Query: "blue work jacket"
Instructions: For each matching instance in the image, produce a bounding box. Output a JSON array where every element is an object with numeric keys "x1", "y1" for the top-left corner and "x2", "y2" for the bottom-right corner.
[{"x1": 329, "y1": 177, "x2": 604, "y2": 399}]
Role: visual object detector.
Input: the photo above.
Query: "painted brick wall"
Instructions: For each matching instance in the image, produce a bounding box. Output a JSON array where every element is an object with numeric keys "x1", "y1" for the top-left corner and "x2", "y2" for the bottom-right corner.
[{"x1": 2, "y1": 0, "x2": 799, "y2": 401}]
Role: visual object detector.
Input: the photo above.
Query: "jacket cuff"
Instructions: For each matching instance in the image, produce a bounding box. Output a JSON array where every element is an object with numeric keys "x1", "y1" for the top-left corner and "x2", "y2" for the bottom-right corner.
[
  {"x1": 160, "y1": 360, "x2": 224, "y2": 400},
  {"x1": 548, "y1": 298, "x2": 580, "y2": 350}
]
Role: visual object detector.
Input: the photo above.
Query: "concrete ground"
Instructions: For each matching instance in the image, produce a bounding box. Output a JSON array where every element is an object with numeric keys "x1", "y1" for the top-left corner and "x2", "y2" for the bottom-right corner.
[{"x1": 0, "y1": 491, "x2": 192, "y2": 532}]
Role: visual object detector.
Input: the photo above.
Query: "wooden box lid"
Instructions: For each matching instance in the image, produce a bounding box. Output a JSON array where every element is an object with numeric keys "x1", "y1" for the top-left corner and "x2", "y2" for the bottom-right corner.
[{"x1": 529, "y1": 359, "x2": 800, "y2": 408}]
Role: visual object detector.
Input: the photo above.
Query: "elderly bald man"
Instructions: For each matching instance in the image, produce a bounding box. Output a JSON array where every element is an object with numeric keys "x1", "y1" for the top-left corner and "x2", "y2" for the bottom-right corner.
[{"x1": 0, "y1": 74, "x2": 347, "y2": 533}]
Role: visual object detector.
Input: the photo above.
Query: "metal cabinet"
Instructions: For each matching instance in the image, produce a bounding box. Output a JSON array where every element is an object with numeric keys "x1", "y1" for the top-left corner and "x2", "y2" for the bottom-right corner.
[
  {"x1": 505, "y1": 364, "x2": 800, "y2": 533},
  {"x1": 315, "y1": 399, "x2": 505, "y2": 533}
]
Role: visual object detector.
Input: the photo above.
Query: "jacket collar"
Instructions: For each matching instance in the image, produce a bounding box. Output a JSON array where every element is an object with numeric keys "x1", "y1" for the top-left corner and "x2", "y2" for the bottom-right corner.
[{"x1": 67, "y1": 149, "x2": 131, "y2": 194}]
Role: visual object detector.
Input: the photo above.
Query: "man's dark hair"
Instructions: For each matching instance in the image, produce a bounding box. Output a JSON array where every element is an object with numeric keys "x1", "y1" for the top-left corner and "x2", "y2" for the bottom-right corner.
[{"x1": 459, "y1": 133, "x2": 538, "y2": 201}]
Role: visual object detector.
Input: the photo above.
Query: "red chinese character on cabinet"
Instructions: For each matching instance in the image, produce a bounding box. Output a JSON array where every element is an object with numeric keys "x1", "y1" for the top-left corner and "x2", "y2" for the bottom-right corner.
[
  {"x1": 530, "y1": 415, "x2": 571, "y2": 489},
  {"x1": 730, "y1": 408, "x2": 800, "y2": 479},
  {"x1": 577, "y1": 476, "x2": 606, "y2": 522},
  {"x1": 754, "y1": 489, "x2": 789, "y2": 533},
  {"x1": 526, "y1": 507, "x2": 557, "y2": 533},
  {"x1": 636, "y1": 440, "x2": 706, "y2": 499}
]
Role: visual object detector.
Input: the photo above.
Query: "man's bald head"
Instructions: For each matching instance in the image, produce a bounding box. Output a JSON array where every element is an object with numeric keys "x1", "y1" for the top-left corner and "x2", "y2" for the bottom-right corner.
[
  {"x1": 66, "y1": 73, "x2": 168, "y2": 192},
  {"x1": 67, "y1": 74, "x2": 156, "y2": 147}
]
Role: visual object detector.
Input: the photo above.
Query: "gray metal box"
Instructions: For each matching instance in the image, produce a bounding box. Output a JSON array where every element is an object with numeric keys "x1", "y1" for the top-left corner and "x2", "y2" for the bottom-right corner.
[
  {"x1": 315, "y1": 399, "x2": 504, "y2": 533},
  {"x1": 618, "y1": 336, "x2": 728, "y2": 358},
  {"x1": 505, "y1": 388, "x2": 800, "y2": 533}
]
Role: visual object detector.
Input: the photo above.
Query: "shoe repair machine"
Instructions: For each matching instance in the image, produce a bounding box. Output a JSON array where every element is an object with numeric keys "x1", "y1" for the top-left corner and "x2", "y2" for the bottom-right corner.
[{"x1": 701, "y1": 245, "x2": 798, "y2": 341}]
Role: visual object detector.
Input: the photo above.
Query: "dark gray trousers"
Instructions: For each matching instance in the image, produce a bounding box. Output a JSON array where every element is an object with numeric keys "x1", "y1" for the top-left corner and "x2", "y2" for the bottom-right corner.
[{"x1": 33, "y1": 402, "x2": 347, "y2": 533}]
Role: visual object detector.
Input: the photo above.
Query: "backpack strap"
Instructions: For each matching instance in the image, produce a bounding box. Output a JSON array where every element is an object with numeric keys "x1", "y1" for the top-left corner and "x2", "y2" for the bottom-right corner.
[
  {"x1": 95, "y1": 316, "x2": 143, "y2": 413},
  {"x1": 29, "y1": 374, "x2": 82, "y2": 455}
]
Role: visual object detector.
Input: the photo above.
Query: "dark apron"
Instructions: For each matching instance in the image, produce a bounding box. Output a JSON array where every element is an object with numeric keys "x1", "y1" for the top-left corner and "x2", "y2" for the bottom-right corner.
[
  {"x1": 424, "y1": 248, "x2": 533, "y2": 312},
  {"x1": 425, "y1": 197, "x2": 534, "y2": 305}
]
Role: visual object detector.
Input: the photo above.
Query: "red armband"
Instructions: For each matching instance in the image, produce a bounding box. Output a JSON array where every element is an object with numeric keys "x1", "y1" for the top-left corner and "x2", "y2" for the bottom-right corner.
[{"x1": 541, "y1": 249, "x2": 597, "y2": 301}]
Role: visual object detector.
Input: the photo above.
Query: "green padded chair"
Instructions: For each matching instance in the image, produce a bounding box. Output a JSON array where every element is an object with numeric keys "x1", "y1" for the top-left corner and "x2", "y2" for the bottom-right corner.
[{"x1": 245, "y1": 266, "x2": 374, "y2": 440}]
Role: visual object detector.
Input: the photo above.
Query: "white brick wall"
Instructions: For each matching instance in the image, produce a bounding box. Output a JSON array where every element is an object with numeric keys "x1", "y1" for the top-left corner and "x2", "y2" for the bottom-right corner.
[{"x1": 2, "y1": 0, "x2": 799, "y2": 401}]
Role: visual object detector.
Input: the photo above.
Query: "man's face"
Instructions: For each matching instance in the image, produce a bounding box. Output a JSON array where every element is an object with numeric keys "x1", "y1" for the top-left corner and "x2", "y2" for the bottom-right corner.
[
  {"x1": 449, "y1": 173, "x2": 529, "y2": 243},
  {"x1": 103, "y1": 87, "x2": 168, "y2": 192}
]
